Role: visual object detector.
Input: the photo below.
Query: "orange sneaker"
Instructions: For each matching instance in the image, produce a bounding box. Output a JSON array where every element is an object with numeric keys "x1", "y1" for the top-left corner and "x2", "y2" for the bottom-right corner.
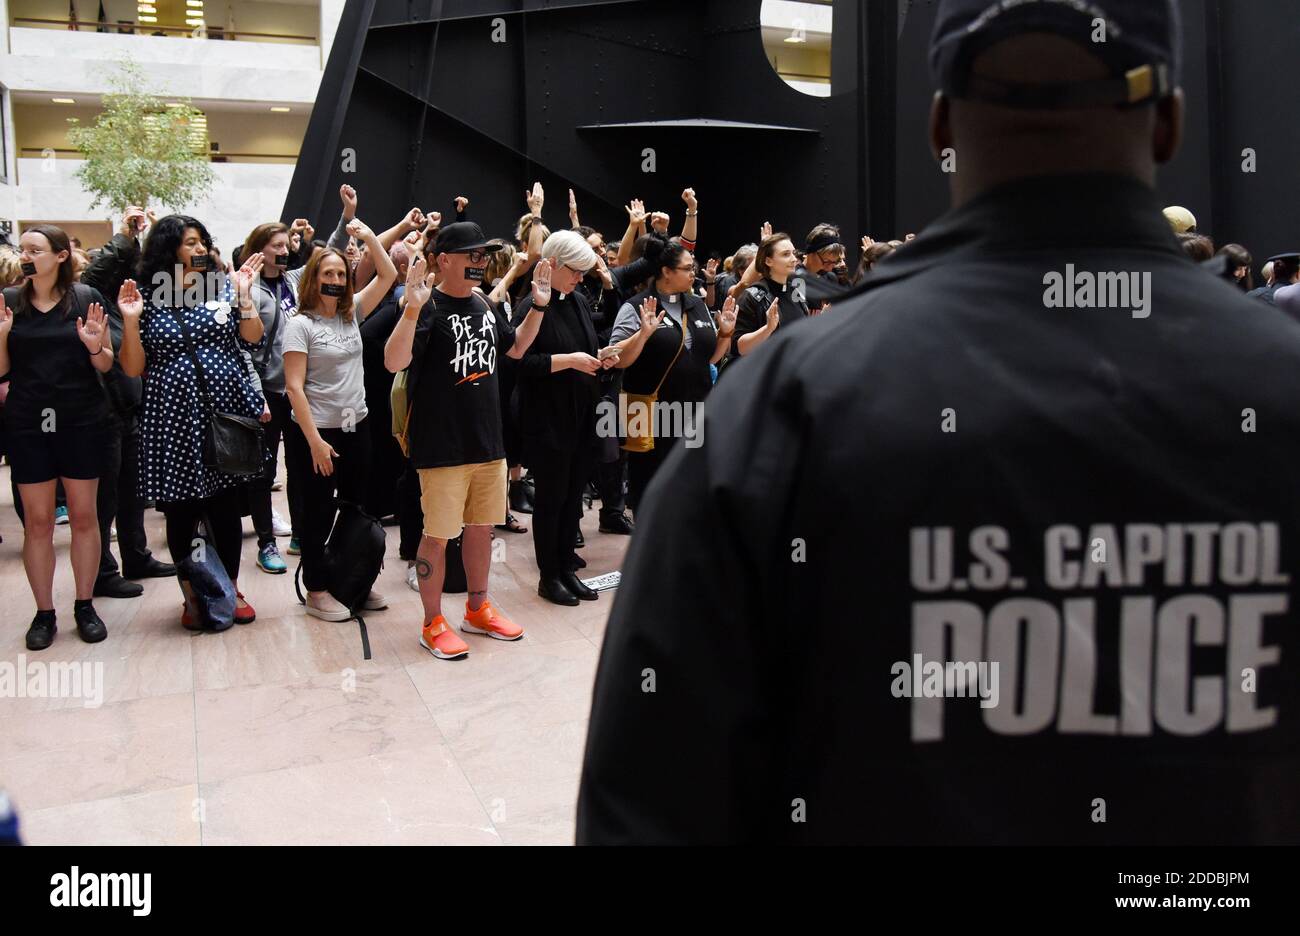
[
  {"x1": 461, "y1": 600, "x2": 523, "y2": 641},
  {"x1": 420, "y1": 615, "x2": 469, "y2": 660}
]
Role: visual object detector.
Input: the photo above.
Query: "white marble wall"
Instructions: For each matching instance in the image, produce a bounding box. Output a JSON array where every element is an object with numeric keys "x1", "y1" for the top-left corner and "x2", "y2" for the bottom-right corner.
[{"x1": 10, "y1": 157, "x2": 297, "y2": 256}]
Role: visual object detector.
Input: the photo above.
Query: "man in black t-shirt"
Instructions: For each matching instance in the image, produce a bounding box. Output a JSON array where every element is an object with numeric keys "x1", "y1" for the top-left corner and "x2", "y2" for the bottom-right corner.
[{"x1": 384, "y1": 222, "x2": 548, "y2": 660}]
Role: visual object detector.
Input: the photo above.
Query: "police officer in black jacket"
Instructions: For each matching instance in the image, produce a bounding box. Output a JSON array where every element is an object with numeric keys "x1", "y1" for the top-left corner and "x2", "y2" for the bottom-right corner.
[{"x1": 579, "y1": 0, "x2": 1300, "y2": 844}]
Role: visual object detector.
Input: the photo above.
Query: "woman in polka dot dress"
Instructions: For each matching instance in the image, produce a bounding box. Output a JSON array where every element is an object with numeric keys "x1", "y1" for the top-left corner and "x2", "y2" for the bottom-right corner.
[{"x1": 118, "y1": 215, "x2": 267, "y2": 631}]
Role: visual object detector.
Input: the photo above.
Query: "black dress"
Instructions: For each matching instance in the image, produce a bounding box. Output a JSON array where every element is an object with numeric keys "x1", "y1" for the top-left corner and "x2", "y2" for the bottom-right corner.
[{"x1": 2, "y1": 285, "x2": 111, "y2": 484}]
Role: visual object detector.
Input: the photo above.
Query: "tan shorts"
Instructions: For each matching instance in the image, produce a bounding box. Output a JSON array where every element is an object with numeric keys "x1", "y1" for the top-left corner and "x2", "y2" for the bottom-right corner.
[{"x1": 417, "y1": 459, "x2": 508, "y2": 540}]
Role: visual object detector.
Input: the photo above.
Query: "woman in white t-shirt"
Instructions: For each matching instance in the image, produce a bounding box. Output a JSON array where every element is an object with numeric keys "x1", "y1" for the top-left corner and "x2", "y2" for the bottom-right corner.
[{"x1": 283, "y1": 218, "x2": 397, "y2": 621}]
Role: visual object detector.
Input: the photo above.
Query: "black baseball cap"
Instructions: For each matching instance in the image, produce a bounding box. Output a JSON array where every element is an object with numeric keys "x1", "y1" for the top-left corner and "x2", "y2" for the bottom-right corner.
[
  {"x1": 1267, "y1": 252, "x2": 1300, "y2": 265},
  {"x1": 930, "y1": 0, "x2": 1181, "y2": 109},
  {"x1": 433, "y1": 222, "x2": 501, "y2": 257}
]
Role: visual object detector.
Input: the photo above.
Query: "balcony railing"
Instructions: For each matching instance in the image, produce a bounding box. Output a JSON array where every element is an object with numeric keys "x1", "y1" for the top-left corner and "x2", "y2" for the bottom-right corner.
[
  {"x1": 12, "y1": 16, "x2": 317, "y2": 45},
  {"x1": 21, "y1": 147, "x2": 298, "y2": 165}
]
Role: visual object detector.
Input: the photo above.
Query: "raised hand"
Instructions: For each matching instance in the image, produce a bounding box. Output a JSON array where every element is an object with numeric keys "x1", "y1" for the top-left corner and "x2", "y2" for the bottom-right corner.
[
  {"x1": 568, "y1": 188, "x2": 579, "y2": 219},
  {"x1": 650, "y1": 212, "x2": 670, "y2": 234},
  {"x1": 117, "y1": 279, "x2": 144, "y2": 322},
  {"x1": 455, "y1": 196, "x2": 469, "y2": 213},
  {"x1": 531, "y1": 256, "x2": 554, "y2": 307},
  {"x1": 403, "y1": 207, "x2": 424, "y2": 231},
  {"x1": 526, "y1": 181, "x2": 545, "y2": 217},
  {"x1": 638, "y1": 296, "x2": 664, "y2": 336},
  {"x1": 625, "y1": 198, "x2": 647, "y2": 226},
  {"x1": 76, "y1": 302, "x2": 107, "y2": 354},
  {"x1": 405, "y1": 255, "x2": 434, "y2": 310},
  {"x1": 290, "y1": 217, "x2": 310, "y2": 235},
  {"x1": 704, "y1": 257, "x2": 719, "y2": 283},
  {"x1": 682, "y1": 188, "x2": 698, "y2": 211},
  {"x1": 761, "y1": 221, "x2": 773, "y2": 241},
  {"x1": 346, "y1": 218, "x2": 374, "y2": 241},
  {"x1": 764, "y1": 297, "x2": 781, "y2": 332},
  {"x1": 717, "y1": 296, "x2": 738, "y2": 334},
  {"x1": 290, "y1": 232, "x2": 302, "y2": 252},
  {"x1": 861, "y1": 235, "x2": 875, "y2": 253},
  {"x1": 303, "y1": 220, "x2": 315, "y2": 241},
  {"x1": 339, "y1": 184, "x2": 358, "y2": 218},
  {"x1": 234, "y1": 253, "x2": 264, "y2": 302},
  {"x1": 0, "y1": 292, "x2": 12, "y2": 338},
  {"x1": 120, "y1": 205, "x2": 147, "y2": 238}
]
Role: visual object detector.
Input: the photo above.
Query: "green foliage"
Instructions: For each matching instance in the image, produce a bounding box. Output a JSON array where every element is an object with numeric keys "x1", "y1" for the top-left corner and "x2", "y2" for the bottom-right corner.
[{"x1": 66, "y1": 61, "x2": 215, "y2": 213}]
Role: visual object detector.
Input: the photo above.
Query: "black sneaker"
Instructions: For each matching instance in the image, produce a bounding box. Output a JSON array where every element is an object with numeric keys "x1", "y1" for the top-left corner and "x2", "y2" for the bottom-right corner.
[
  {"x1": 25, "y1": 611, "x2": 56, "y2": 651},
  {"x1": 599, "y1": 511, "x2": 635, "y2": 535},
  {"x1": 73, "y1": 603, "x2": 108, "y2": 644}
]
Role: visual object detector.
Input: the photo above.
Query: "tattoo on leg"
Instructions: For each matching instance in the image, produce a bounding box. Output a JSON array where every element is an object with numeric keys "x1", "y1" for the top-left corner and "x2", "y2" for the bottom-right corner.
[{"x1": 415, "y1": 558, "x2": 434, "y2": 580}]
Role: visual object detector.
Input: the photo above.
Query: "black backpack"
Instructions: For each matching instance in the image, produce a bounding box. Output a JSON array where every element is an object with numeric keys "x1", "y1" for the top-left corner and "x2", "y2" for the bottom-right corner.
[{"x1": 295, "y1": 500, "x2": 386, "y2": 658}]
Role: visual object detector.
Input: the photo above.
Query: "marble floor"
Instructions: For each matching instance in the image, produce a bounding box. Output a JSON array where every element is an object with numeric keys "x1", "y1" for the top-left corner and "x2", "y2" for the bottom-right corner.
[{"x1": 0, "y1": 465, "x2": 628, "y2": 845}]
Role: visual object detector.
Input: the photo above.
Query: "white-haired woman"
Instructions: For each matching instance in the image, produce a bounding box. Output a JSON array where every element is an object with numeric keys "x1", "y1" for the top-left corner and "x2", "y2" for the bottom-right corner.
[{"x1": 509, "y1": 230, "x2": 618, "y2": 606}]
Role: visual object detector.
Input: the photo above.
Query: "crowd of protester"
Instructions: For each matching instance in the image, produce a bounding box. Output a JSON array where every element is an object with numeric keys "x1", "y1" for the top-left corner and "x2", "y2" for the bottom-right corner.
[{"x1": 0, "y1": 175, "x2": 1290, "y2": 657}]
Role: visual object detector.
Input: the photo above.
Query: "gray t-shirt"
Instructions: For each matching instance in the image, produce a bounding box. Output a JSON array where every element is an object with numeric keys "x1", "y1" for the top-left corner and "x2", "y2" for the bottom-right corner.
[
  {"x1": 282, "y1": 311, "x2": 367, "y2": 429},
  {"x1": 611, "y1": 292, "x2": 694, "y2": 348}
]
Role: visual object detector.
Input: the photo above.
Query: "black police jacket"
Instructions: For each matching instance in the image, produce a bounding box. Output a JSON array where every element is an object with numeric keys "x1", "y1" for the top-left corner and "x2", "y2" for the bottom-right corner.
[{"x1": 578, "y1": 173, "x2": 1300, "y2": 845}]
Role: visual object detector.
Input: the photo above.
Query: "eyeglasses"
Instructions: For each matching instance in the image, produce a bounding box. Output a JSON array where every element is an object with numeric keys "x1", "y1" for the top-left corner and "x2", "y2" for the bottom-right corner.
[{"x1": 458, "y1": 250, "x2": 488, "y2": 263}]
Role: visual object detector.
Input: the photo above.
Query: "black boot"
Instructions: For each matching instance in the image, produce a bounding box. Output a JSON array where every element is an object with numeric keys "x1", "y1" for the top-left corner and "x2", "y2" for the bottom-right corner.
[
  {"x1": 73, "y1": 600, "x2": 108, "y2": 644},
  {"x1": 538, "y1": 576, "x2": 579, "y2": 606},
  {"x1": 561, "y1": 571, "x2": 598, "y2": 601},
  {"x1": 575, "y1": 529, "x2": 585, "y2": 549},
  {"x1": 599, "y1": 511, "x2": 634, "y2": 535},
  {"x1": 93, "y1": 574, "x2": 144, "y2": 599},
  {"x1": 509, "y1": 480, "x2": 534, "y2": 515},
  {"x1": 25, "y1": 610, "x2": 57, "y2": 651},
  {"x1": 567, "y1": 552, "x2": 587, "y2": 570}
]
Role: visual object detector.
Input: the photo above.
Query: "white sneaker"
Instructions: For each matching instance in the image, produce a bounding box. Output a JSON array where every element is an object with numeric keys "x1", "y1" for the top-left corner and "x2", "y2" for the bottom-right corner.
[
  {"x1": 305, "y1": 593, "x2": 352, "y2": 622},
  {"x1": 364, "y1": 589, "x2": 388, "y2": 611},
  {"x1": 406, "y1": 565, "x2": 419, "y2": 592},
  {"x1": 271, "y1": 509, "x2": 292, "y2": 537}
]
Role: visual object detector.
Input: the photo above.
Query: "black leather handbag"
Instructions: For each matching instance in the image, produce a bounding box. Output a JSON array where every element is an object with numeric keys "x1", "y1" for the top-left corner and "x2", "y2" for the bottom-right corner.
[{"x1": 166, "y1": 304, "x2": 264, "y2": 477}]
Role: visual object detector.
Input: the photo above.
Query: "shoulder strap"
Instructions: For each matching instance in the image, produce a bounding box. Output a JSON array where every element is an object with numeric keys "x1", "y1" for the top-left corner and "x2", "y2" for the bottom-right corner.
[
  {"x1": 650, "y1": 300, "x2": 686, "y2": 397},
  {"x1": 164, "y1": 305, "x2": 217, "y2": 411}
]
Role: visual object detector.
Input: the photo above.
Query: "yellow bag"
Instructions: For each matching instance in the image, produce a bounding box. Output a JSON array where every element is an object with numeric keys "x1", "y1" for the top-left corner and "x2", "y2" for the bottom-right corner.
[
  {"x1": 619, "y1": 391, "x2": 658, "y2": 454},
  {"x1": 390, "y1": 369, "x2": 413, "y2": 457},
  {"x1": 620, "y1": 316, "x2": 684, "y2": 454}
]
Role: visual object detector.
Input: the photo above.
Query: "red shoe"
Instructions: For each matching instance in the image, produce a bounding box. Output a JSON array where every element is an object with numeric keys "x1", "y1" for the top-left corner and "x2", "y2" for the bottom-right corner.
[
  {"x1": 181, "y1": 602, "x2": 235, "y2": 633},
  {"x1": 235, "y1": 591, "x2": 256, "y2": 625}
]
